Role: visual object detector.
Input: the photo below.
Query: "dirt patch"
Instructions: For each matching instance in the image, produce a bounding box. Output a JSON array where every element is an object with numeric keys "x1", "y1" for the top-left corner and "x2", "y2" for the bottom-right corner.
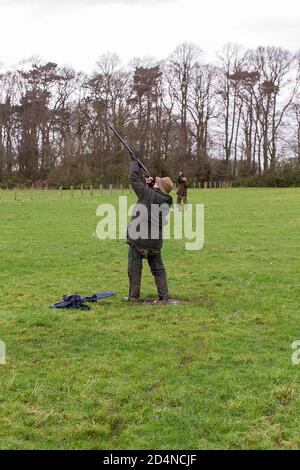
[
  {"x1": 179, "y1": 356, "x2": 194, "y2": 367},
  {"x1": 139, "y1": 298, "x2": 190, "y2": 305}
]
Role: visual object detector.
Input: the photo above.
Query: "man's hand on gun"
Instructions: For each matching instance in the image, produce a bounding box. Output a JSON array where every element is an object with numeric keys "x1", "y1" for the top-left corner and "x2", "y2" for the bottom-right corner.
[
  {"x1": 179, "y1": 171, "x2": 187, "y2": 182},
  {"x1": 145, "y1": 176, "x2": 155, "y2": 186}
]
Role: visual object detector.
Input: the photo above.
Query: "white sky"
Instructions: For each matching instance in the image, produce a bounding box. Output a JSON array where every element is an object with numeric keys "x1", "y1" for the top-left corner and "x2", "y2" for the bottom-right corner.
[{"x1": 0, "y1": 0, "x2": 299, "y2": 72}]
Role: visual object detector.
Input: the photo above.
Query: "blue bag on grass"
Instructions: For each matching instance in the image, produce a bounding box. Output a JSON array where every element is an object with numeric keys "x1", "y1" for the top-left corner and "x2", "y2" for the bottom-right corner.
[{"x1": 52, "y1": 292, "x2": 116, "y2": 311}]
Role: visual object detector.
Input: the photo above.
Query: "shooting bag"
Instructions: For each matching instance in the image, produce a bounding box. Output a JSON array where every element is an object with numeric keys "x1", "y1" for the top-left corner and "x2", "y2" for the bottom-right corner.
[{"x1": 52, "y1": 292, "x2": 116, "y2": 311}]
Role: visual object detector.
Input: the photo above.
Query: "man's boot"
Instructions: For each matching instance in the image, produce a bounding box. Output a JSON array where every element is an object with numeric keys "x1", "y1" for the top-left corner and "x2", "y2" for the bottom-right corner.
[{"x1": 154, "y1": 274, "x2": 169, "y2": 302}]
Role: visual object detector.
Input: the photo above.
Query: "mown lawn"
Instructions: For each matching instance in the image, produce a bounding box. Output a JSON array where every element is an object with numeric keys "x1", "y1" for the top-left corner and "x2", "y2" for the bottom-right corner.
[{"x1": 0, "y1": 187, "x2": 300, "y2": 449}]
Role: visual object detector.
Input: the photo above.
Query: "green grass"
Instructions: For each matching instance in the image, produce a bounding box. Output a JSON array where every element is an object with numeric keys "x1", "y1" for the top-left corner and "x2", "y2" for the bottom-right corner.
[{"x1": 0, "y1": 187, "x2": 300, "y2": 449}]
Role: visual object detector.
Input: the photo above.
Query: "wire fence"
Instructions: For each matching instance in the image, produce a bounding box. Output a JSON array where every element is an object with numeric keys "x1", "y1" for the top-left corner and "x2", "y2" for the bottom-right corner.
[
  {"x1": 0, "y1": 181, "x2": 233, "y2": 201},
  {"x1": 0, "y1": 181, "x2": 232, "y2": 190}
]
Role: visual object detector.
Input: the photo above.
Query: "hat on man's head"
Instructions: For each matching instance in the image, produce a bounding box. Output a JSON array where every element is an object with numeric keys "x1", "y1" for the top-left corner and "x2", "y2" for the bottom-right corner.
[{"x1": 155, "y1": 176, "x2": 174, "y2": 194}]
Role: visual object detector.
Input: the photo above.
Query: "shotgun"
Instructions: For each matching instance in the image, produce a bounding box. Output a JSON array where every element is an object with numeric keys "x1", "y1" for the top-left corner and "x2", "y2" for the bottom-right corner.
[{"x1": 110, "y1": 125, "x2": 151, "y2": 178}]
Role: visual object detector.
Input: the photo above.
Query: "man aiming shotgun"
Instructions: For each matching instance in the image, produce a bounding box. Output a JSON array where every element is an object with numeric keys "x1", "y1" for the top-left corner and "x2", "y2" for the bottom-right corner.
[
  {"x1": 110, "y1": 125, "x2": 174, "y2": 302},
  {"x1": 176, "y1": 171, "x2": 188, "y2": 208}
]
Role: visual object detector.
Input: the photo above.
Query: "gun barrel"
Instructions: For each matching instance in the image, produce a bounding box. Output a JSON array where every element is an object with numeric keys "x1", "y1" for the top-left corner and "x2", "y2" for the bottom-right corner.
[
  {"x1": 110, "y1": 125, "x2": 150, "y2": 177},
  {"x1": 110, "y1": 125, "x2": 133, "y2": 157}
]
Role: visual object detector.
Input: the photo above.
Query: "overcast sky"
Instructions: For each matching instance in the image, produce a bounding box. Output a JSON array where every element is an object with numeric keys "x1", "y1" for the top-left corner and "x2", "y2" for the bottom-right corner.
[{"x1": 0, "y1": 0, "x2": 299, "y2": 72}]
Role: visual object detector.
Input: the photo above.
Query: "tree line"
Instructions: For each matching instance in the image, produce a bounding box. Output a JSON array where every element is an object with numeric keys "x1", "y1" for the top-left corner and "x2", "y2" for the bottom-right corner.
[{"x1": 0, "y1": 43, "x2": 299, "y2": 185}]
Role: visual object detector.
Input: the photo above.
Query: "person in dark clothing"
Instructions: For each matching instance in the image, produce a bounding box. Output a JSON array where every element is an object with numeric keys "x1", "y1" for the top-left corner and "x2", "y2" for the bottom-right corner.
[
  {"x1": 127, "y1": 161, "x2": 174, "y2": 301},
  {"x1": 176, "y1": 171, "x2": 188, "y2": 207}
]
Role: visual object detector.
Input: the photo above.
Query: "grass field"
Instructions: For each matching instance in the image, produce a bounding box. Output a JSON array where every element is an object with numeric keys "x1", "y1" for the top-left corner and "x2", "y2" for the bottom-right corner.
[{"x1": 0, "y1": 187, "x2": 300, "y2": 450}]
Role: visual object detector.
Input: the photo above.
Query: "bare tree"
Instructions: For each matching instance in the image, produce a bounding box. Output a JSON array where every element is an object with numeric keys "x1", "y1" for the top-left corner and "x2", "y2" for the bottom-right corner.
[
  {"x1": 216, "y1": 44, "x2": 246, "y2": 178},
  {"x1": 168, "y1": 42, "x2": 202, "y2": 165},
  {"x1": 249, "y1": 47, "x2": 295, "y2": 172},
  {"x1": 187, "y1": 63, "x2": 217, "y2": 179}
]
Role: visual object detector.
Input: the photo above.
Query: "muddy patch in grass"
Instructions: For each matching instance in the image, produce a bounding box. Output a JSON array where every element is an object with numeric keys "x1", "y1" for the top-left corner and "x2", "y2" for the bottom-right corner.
[{"x1": 139, "y1": 298, "x2": 190, "y2": 305}]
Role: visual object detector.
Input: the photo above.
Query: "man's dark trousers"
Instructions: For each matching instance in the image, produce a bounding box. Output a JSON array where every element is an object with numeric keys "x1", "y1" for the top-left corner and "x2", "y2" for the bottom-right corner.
[{"x1": 128, "y1": 244, "x2": 168, "y2": 300}]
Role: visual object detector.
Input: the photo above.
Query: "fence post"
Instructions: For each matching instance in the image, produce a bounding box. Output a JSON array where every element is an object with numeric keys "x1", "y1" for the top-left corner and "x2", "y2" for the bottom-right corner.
[
  {"x1": 59, "y1": 186, "x2": 63, "y2": 198},
  {"x1": 71, "y1": 185, "x2": 74, "y2": 197},
  {"x1": 109, "y1": 184, "x2": 113, "y2": 195},
  {"x1": 81, "y1": 184, "x2": 83, "y2": 196},
  {"x1": 90, "y1": 185, "x2": 93, "y2": 196},
  {"x1": 204, "y1": 182, "x2": 207, "y2": 189}
]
